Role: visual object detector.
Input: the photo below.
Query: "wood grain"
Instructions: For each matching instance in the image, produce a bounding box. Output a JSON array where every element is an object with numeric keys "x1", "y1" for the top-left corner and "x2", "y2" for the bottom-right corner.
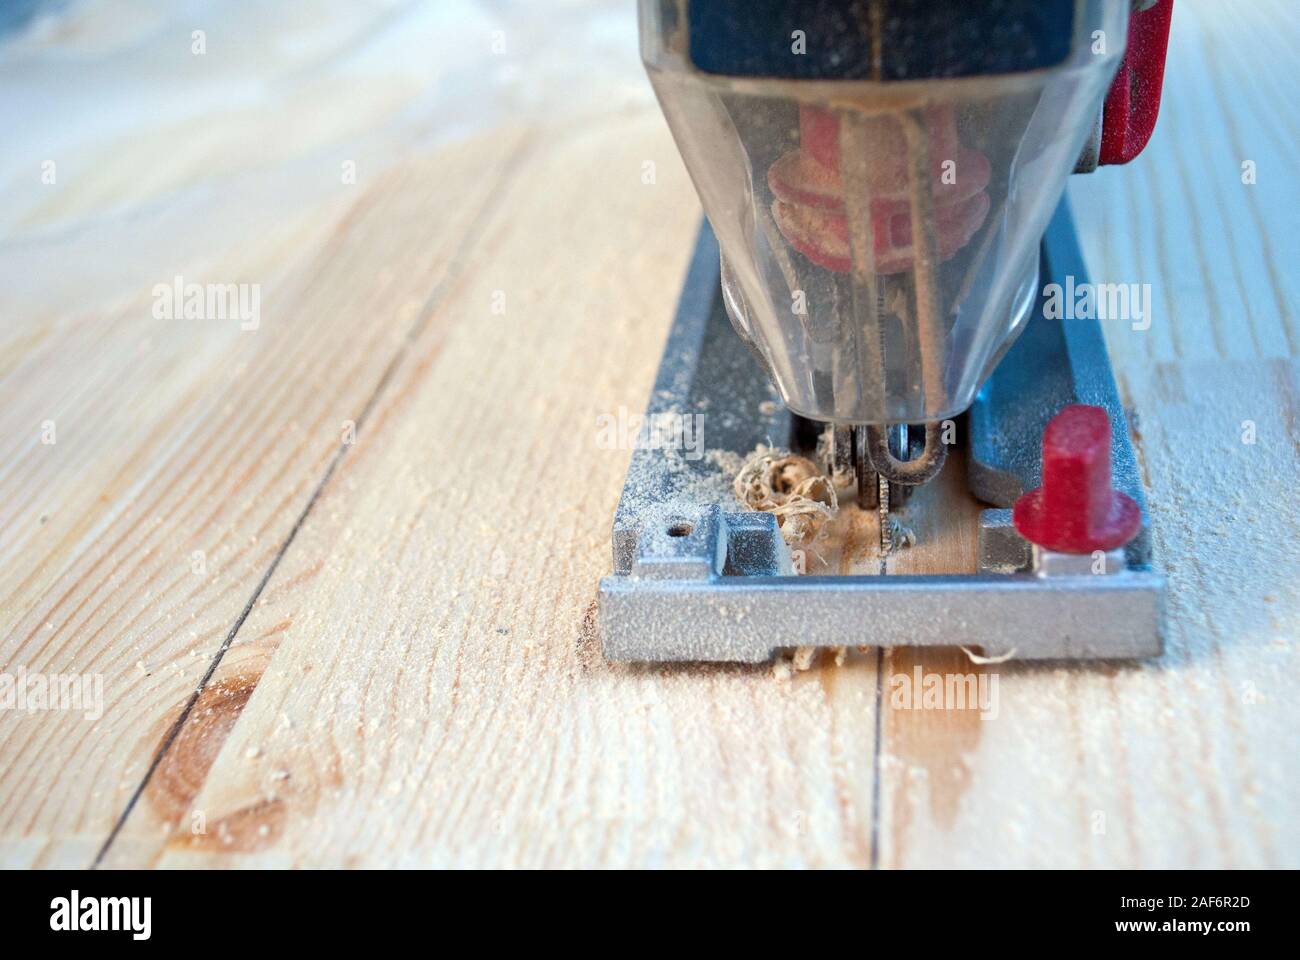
[
  {"x1": 1, "y1": 0, "x2": 1296, "y2": 868},
  {"x1": 0, "y1": 116, "x2": 536, "y2": 866},
  {"x1": 874, "y1": 0, "x2": 1300, "y2": 867},
  {"x1": 100, "y1": 113, "x2": 889, "y2": 868}
]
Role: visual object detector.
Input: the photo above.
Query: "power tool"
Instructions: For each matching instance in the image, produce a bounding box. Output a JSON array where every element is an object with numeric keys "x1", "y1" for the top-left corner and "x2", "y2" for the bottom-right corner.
[{"x1": 602, "y1": 0, "x2": 1174, "y2": 661}]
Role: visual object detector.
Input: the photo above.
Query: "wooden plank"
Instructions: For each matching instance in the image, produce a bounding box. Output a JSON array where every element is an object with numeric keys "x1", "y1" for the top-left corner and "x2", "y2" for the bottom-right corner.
[
  {"x1": 102, "y1": 114, "x2": 887, "y2": 868},
  {"x1": 2, "y1": 0, "x2": 1296, "y2": 869},
  {"x1": 0, "y1": 126, "x2": 533, "y2": 868},
  {"x1": 874, "y1": 0, "x2": 1300, "y2": 867}
]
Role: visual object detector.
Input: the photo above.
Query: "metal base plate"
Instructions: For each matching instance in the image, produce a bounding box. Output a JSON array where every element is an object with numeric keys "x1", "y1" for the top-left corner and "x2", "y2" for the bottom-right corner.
[{"x1": 600, "y1": 202, "x2": 1164, "y2": 662}]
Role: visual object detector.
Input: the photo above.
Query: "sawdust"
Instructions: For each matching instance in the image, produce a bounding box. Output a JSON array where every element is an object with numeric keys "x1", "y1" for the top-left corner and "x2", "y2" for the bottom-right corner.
[
  {"x1": 733, "y1": 447, "x2": 838, "y2": 547},
  {"x1": 704, "y1": 447, "x2": 747, "y2": 479},
  {"x1": 772, "y1": 643, "x2": 851, "y2": 677},
  {"x1": 792, "y1": 646, "x2": 817, "y2": 671}
]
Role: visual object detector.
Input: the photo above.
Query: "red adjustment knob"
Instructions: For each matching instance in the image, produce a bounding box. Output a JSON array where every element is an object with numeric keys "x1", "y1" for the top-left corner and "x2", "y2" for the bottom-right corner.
[
  {"x1": 1099, "y1": 0, "x2": 1175, "y2": 165},
  {"x1": 1013, "y1": 405, "x2": 1141, "y2": 554}
]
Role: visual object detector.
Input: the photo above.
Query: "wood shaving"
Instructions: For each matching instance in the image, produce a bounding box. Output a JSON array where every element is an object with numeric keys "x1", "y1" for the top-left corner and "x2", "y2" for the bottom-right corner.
[
  {"x1": 733, "y1": 448, "x2": 838, "y2": 547},
  {"x1": 959, "y1": 645, "x2": 1018, "y2": 665}
]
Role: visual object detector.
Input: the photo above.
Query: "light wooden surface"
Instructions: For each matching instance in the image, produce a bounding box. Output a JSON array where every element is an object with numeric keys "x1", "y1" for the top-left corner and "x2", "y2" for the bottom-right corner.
[{"x1": 1, "y1": 0, "x2": 1296, "y2": 868}]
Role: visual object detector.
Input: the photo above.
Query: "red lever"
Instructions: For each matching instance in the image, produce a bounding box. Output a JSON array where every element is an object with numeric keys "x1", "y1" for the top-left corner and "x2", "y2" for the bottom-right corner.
[
  {"x1": 1013, "y1": 405, "x2": 1141, "y2": 554},
  {"x1": 1099, "y1": 0, "x2": 1175, "y2": 165}
]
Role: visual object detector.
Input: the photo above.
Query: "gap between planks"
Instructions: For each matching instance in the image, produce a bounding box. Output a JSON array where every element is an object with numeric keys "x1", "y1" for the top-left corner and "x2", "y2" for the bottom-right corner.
[{"x1": 89, "y1": 131, "x2": 539, "y2": 869}]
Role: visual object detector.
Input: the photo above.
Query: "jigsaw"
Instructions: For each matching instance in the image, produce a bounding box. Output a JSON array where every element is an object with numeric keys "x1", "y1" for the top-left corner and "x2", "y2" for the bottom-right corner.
[{"x1": 602, "y1": 0, "x2": 1174, "y2": 661}]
